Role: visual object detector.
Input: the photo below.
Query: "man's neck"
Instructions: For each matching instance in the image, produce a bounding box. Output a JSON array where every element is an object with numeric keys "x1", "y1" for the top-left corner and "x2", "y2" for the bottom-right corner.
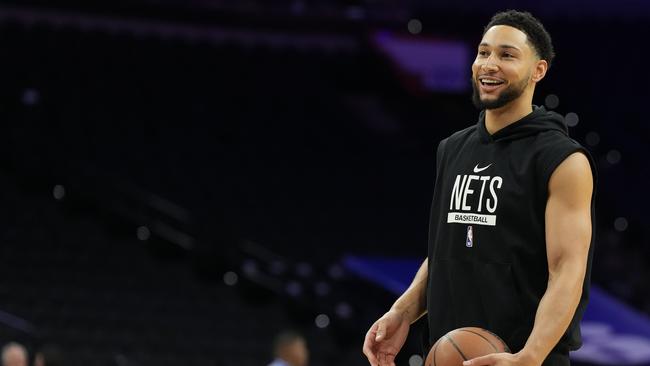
[{"x1": 484, "y1": 96, "x2": 534, "y2": 135}]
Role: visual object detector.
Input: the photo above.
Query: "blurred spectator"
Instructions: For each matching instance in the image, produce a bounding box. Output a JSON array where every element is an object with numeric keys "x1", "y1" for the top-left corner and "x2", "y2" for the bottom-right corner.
[
  {"x1": 34, "y1": 345, "x2": 64, "y2": 366},
  {"x1": 1, "y1": 343, "x2": 28, "y2": 366},
  {"x1": 268, "y1": 331, "x2": 309, "y2": 366}
]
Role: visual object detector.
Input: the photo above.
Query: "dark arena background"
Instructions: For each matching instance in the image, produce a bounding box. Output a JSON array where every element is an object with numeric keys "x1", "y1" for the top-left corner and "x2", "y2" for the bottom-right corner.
[{"x1": 0, "y1": 0, "x2": 649, "y2": 365}]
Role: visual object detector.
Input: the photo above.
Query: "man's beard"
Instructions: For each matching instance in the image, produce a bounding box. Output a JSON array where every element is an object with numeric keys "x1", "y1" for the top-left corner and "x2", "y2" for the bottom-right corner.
[{"x1": 471, "y1": 76, "x2": 529, "y2": 110}]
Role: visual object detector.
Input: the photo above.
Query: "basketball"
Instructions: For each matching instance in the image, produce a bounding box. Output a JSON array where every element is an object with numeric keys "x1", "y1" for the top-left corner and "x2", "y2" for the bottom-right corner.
[{"x1": 424, "y1": 327, "x2": 510, "y2": 366}]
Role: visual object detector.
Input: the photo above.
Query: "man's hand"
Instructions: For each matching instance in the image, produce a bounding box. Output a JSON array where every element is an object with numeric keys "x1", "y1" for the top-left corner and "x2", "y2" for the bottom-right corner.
[
  {"x1": 362, "y1": 309, "x2": 410, "y2": 366},
  {"x1": 462, "y1": 352, "x2": 538, "y2": 366}
]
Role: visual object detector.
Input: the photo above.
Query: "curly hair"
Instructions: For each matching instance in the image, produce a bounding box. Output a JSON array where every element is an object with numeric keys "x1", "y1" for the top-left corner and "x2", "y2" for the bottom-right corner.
[{"x1": 484, "y1": 10, "x2": 555, "y2": 68}]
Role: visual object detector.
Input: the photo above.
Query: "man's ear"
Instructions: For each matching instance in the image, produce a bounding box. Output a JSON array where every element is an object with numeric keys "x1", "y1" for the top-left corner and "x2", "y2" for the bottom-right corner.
[{"x1": 531, "y1": 59, "x2": 548, "y2": 83}]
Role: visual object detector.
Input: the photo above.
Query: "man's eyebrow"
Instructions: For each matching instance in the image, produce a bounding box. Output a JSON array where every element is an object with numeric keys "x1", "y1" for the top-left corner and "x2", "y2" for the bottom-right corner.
[{"x1": 479, "y1": 42, "x2": 522, "y2": 51}]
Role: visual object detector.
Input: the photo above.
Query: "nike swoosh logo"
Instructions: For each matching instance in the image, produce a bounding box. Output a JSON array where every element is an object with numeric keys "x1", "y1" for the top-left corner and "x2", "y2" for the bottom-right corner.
[{"x1": 473, "y1": 163, "x2": 492, "y2": 173}]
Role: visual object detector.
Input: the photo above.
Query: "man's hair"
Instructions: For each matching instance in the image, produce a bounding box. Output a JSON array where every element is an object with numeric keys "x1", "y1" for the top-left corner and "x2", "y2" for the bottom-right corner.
[{"x1": 484, "y1": 10, "x2": 555, "y2": 68}]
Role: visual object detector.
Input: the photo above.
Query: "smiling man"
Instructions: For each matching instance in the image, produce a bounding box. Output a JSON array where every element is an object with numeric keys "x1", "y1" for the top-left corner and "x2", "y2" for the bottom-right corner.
[{"x1": 363, "y1": 10, "x2": 596, "y2": 366}]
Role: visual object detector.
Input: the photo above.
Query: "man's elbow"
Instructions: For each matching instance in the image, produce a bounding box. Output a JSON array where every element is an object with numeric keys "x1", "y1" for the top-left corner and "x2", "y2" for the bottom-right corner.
[{"x1": 548, "y1": 254, "x2": 588, "y2": 295}]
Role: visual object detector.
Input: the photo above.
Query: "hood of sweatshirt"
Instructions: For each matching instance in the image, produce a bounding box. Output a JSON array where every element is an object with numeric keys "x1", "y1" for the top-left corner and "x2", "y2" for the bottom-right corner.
[{"x1": 477, "y1": 105, "x2": 567, "y2": 143}]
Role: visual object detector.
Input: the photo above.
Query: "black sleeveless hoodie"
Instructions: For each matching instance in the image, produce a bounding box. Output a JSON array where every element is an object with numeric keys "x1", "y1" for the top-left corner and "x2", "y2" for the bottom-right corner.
[{"x1": 426, "y1": 106, "x2": 597, "y2": 355}]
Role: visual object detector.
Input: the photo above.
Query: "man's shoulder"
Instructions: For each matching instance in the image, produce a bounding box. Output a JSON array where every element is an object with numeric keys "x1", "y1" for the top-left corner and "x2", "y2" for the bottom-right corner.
[
  {"x1": 534, "y1": 130, "x2": 596, "y2": 186},
  {"x1": 450, "y1": 124, "x2": 478, "y2": 140},
  {"x1": 534, "y1": 129, "x2": 585, "y2": 154},
  {"x1": 438, "y1": 124, "x2": 478, "y2": 150}
]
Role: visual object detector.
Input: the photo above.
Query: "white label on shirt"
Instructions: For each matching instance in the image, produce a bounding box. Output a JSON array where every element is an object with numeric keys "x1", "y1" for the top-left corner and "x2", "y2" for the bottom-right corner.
[{"x1": 447, "y1": 212, "x2": 496, "y2": 226}]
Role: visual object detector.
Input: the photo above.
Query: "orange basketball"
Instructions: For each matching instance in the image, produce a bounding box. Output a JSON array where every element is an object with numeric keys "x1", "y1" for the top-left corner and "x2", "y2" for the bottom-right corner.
[{"x1": 424, "y1": 327, "x2": 510, "y2": 366}]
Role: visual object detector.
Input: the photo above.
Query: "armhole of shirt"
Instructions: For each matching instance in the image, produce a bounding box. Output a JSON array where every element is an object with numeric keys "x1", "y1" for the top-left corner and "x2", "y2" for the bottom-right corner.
[{"x1": 540, "y1": 139, "x2": 598, "y2": 196}]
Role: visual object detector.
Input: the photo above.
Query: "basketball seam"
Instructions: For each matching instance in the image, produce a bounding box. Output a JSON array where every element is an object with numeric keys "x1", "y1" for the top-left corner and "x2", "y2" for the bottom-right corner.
[
  {"x1": 457, "y1": 329, "x2": 500, "y2": 352},
  {"x1": 444, "y1": 334, "x2": 468, "y2": 361},
  {"x1": 460, "y1": 329, "x2": 511, "y2": 353}
]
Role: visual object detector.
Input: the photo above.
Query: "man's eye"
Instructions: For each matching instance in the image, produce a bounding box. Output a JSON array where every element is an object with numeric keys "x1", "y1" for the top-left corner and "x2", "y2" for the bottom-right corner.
[
  {"x1": 503, "y1": 53, "x2": 514, "y2": 58},
  {"x1": 478, "y1": 50, "x2": 489, "y2": 56}
]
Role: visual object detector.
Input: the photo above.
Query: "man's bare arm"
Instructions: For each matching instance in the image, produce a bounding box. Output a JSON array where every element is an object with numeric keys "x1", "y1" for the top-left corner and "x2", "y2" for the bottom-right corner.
[
  {"x1": 363, "y1": 258, "x2": 429, "y2": 366},
  {"x1": 518, "y1": 152, "x2": 593, "y2": 364},
  {"x1": 391, "y1": 258, "x2": 428, "y2": 324}
]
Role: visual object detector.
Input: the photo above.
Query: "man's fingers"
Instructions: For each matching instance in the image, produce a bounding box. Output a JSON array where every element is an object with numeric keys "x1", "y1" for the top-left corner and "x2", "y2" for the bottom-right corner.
[
  {"x1": 385, "y1": 352, "x2": 396, "y2": 366},
  {"x1": 463, "y1": 354, "x2": 495, "y2": 366},
  {"x1": 363, "y1": 347, "x2": 378, "y2": 365},
  {"x1": 362, "y1": 345, "x2": 378, "y2": 366},
  {"x1": 379, "y1": 352, "x2": 387, "y2": 366},
  {"x1": 378, "y1": 351, "x2": 398, "y2": 366},
  {"x1": 362, "y1": 331, "x2": 379, "y2": 366},
  {"x1": 375, "y1": 321, "x2": 386, "y2": 341}
]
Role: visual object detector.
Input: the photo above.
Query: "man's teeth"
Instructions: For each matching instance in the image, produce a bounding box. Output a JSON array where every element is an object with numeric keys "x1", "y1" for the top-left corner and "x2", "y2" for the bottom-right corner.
[{"x1": 481, "y1": 79, "x2": 503, "y2": 85}]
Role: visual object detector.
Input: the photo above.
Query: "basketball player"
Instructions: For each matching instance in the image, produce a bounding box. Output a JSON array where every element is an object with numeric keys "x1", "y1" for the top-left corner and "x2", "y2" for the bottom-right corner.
[{"x1": 363, "y1": 10, "x2": 595, "y2": 366}]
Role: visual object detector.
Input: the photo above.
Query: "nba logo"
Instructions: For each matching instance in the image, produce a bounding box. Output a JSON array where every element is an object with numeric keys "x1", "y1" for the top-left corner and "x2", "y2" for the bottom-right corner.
[{"x1": 466, "y1": 226, "x2": 473, "y2": 247}]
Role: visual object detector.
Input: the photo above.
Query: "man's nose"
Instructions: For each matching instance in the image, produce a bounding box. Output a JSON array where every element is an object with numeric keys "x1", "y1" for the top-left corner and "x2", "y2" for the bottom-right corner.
[{"x1": 480, "y1": 55, "x2": 499, "y2": 72}]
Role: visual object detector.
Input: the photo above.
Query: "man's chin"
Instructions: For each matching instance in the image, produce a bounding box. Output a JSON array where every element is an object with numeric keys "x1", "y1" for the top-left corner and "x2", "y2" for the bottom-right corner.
[
  {"x1": 471, "y1": 83, "x2": 516, "y2": 110},
  {"x1": 479, "y1": 95, "x2": 499, "y2": 104},
  {"x1": 473, "y1": 95, "x2": 509, "y2": 110},
  {"x1": 481, "y1": 97, "x2": 504, "y2": 109}
]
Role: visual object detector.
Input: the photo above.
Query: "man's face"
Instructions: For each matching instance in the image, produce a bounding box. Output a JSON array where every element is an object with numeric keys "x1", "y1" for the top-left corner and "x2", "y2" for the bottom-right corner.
[{"x1": 471, "y1": 25, "x2": 537, "y2": 110}]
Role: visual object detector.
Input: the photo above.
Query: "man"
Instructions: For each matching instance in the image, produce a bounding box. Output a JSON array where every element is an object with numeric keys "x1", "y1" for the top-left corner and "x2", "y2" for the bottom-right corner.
[
  {"x1": 1, "y1": 343, "x2": 28, "y2": 366},
  {"x1": 363, "y1": 10, "x2": 595, "y2": 366},
  {"x1": 268, "y1": 330, "x2": 309, "y2": 366}
]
